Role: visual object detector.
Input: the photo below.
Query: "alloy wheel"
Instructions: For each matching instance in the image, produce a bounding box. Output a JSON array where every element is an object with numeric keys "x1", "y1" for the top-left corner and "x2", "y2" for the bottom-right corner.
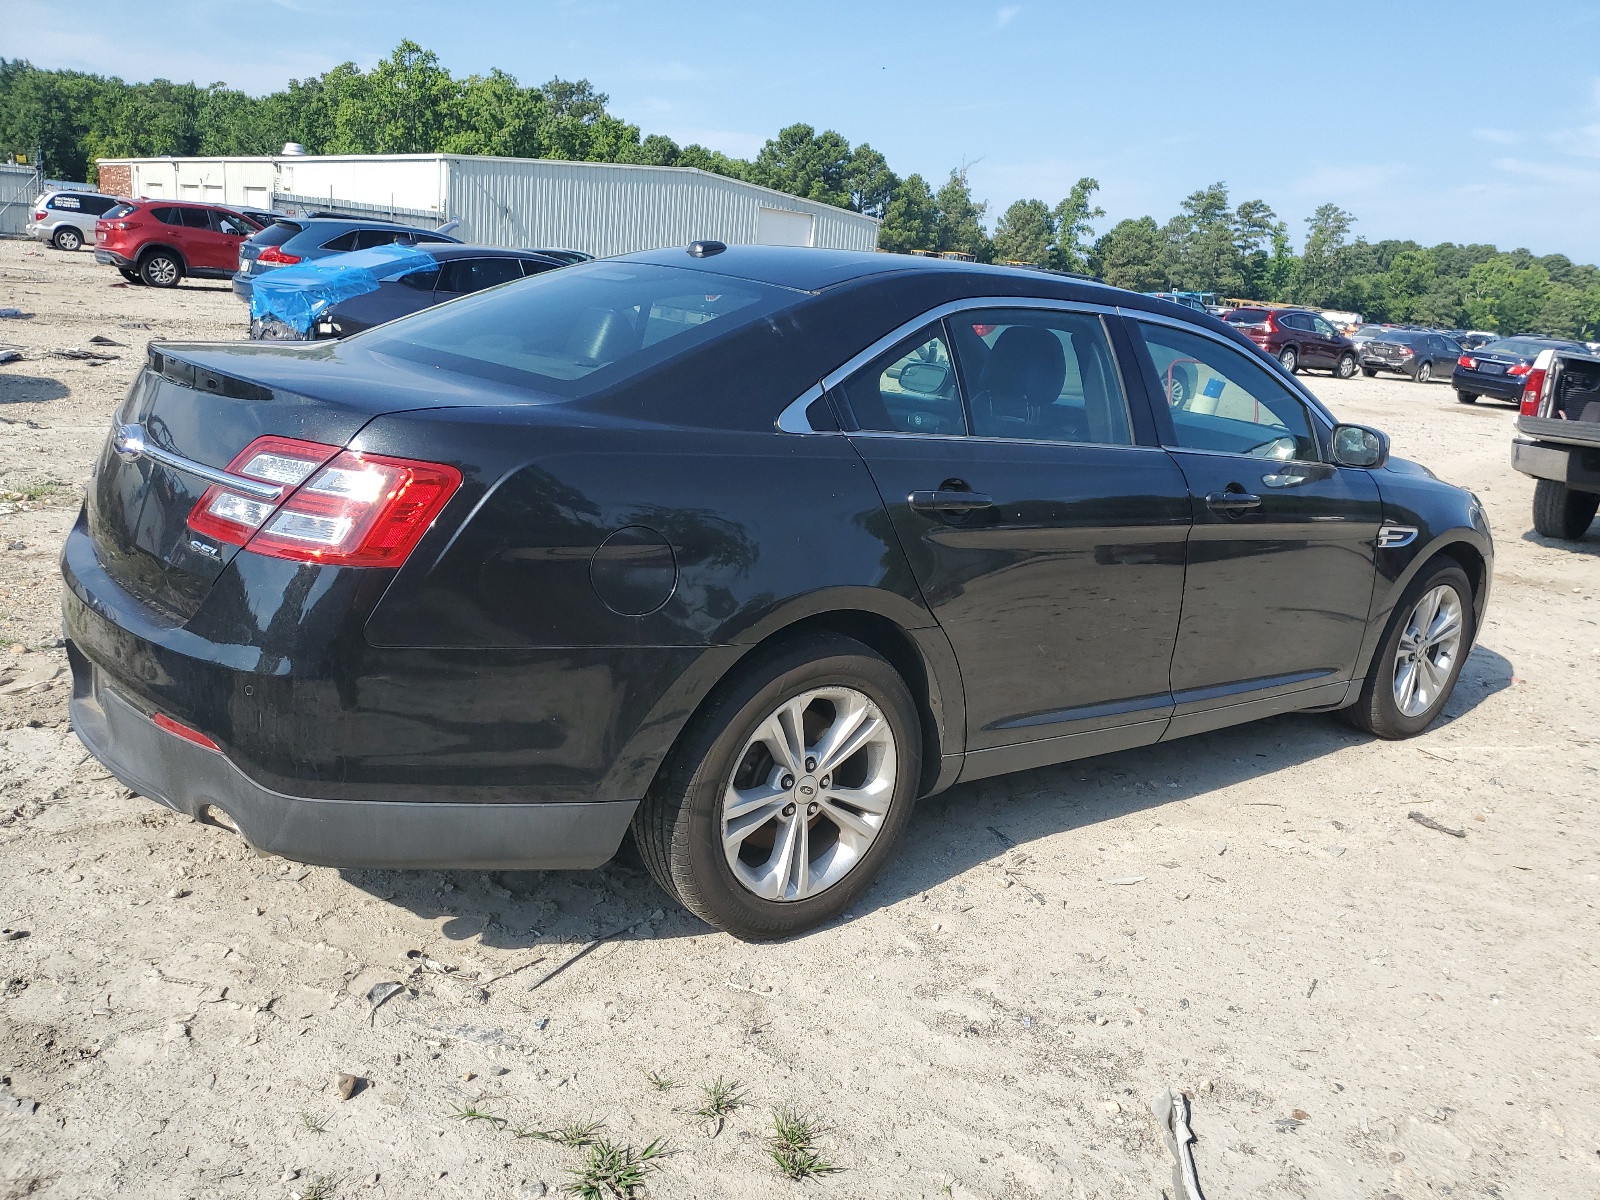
[
  {"x1": 1391, "y1": 584, "x2": 1464, "y2": 718},
  {"x1": 55, "y1": 228, "x2": 82, "y2": 251},
  {"x1": 720, "y1": 686, "x2": 896, "y2": 902},
  {"x1": 1279, "y1": 348, "x2": 1296, "y2": 373},
  {"x1": 144, "y1": 256, "x2": 178, "y2": 286},
  {"x1": 1417, "y1": 362, "x2": 1432, "y2": 383}
]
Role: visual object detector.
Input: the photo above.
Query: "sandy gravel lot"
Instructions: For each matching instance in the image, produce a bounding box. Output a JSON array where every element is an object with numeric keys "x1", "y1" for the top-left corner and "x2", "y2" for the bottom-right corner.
[{"x1": 1, "y1": 238, "x2": 1597, "y2": 1200}]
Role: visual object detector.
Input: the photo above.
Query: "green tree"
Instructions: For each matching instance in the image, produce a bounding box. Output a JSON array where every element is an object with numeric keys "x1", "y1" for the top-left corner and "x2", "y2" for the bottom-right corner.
[
  {"x1": 1090, "y1": 216, "x2": 1172, "y2": 291},
  {"x1": 1051, "y1": 177, "x2": 1103, "y2": 274},
  {"x1": 934, "y1": 167, "x2": 990, "y2": 260},
  {"x1": 844, "y1": 144, "x2": 897, "y2": 216},
  {"x1": 992, "y1": 198, "x2": 1053, "y2": 265},
  {"x1": 878, "y1": 173, "x2": 938, "y2": 253},
  {"x1": 748, "y1": 123, "x2": 853, "y2": 207},
  {"x1": 1295, "y1": 203, "x2": 1355, "y2": 306},
  {"x1": 1384, "y1": 249, "x2": 1436, "y2": 321}
]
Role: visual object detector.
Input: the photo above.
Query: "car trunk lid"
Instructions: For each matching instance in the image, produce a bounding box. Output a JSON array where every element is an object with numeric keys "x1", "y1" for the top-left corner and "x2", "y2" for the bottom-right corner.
[{"x1": 85, "y1": 339, "x2": 549, "y2": 621}]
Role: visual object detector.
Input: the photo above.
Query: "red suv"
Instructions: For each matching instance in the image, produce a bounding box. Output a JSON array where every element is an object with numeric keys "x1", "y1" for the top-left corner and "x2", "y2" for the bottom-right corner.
[
  {"x1": 1222, "y1": 307, "x2": 1358, "y2": 378},
  {"x1": 94, "y1": 201, "x2": 263, "y2": 288}
]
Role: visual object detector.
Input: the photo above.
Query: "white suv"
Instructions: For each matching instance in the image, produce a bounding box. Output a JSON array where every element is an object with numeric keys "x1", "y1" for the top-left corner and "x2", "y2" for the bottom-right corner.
[{"x1": 25, "y1": 191, "x2": 124, "y2": 252}]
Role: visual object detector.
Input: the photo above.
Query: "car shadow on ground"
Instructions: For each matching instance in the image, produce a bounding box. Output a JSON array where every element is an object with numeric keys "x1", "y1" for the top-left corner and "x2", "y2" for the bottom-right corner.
[
  {"x1": 0, "y1": 375, "x2": 70, "y2": 404},
  {"x1": 339, "y1": 642, "x2": 1514, "y2": 950},
  {"x1": 1520, "y1": 527, "x2": 1600, "y2": 557}
]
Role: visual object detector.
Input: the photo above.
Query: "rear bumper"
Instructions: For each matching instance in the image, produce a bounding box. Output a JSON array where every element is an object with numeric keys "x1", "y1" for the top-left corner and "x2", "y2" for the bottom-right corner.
[
  {"x1": 1452, "y1": 368, "x2": 1522, "y2": 401},
  {"x1": 1361, "y1": 354, "x2": 1414, "y2": 375},
  {"x1": 232, "y1": 276, "x2": 253, "y2": 301},
  {"x1": 1512, "y1": 438, "x2": 1600, "y2": 493},
  {"x1": 95, "y1": 248, "x2": 135, "y2": 269},
  {"x1": 69, "y1": 651, "x2": 637, "y2": 870}
]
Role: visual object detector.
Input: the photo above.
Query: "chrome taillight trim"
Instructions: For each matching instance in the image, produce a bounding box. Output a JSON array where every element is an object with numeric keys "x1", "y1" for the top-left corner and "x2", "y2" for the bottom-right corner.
[{"x1": 111, "y1": 423, "x2": 286, "y2": 502}]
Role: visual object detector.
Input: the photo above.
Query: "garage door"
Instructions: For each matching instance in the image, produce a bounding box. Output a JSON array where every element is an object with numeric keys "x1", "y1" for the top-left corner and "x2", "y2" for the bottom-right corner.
[{"x1": 756, "y1": 207, "x2": 814, "y2": 247}]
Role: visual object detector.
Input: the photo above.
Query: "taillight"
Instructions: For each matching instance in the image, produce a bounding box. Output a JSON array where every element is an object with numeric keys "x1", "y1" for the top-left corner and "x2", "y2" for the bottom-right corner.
[
  {"x1": 33, "y1": 209, "x2": 46, "y2": 221},
  {"x1": 1458, "y1": 355, "x2": 1475, "y2": 369},
  {"x1": 256, "y1": 245, "x2": 301, "y2": 265},
  {"x1": 108, "y1": 220, "x2": 141, "y2": 231},
  {"x1": 1507, "y1": 362, "x2": 1531, "y2": 377},
  {"x1": 187, "y1": 436, "x2": 461, "y2": 567},
  {"x1": 1519, "y1": 367, "x2": 1547, "y2": 416}
]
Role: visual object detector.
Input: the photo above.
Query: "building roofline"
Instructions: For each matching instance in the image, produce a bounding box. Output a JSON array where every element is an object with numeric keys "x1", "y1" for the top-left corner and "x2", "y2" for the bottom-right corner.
[{"x1": 92, "y1": 153, "x2": 880, "y2": 226}]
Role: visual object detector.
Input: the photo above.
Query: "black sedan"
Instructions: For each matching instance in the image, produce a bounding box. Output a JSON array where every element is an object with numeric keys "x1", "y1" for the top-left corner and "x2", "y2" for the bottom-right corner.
[
  {"x1": 62, "y1": 245, "x2": 1493, "y2": 938},
  {"x1": 249, "y1": 245, "x2": 572, "y2": 340},
  {"x1": 1453, "y1": 336, "x2": 1588, "y2": 405},
  {"x1": 1361, "y1": 330, "x2": 1463, "y2": 383}
]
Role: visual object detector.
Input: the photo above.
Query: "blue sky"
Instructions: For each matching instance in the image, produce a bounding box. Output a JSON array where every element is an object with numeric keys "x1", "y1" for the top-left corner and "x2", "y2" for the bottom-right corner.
[{"x1": 11, "y1": 0, "x2": 1600, "y2": 260}]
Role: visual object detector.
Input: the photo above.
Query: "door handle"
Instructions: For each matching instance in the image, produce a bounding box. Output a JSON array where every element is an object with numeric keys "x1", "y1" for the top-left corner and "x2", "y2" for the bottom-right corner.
[
  {"x1": 1204, "y1": 490, "x2": 1261, "y2": 513},
  {"x1": 908, "y1": 489, "x2": 994, "y2": 513}
]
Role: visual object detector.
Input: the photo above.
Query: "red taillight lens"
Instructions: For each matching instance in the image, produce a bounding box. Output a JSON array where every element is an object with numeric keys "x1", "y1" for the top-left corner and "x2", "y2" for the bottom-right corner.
[
  {"x1": 108, "y1": 220, "x2": 141, "y2": 231},
  {"x1": 187, "y1": 436, "x2": 461, "y2": 567},
  {"x1": 256, "y1": 245, "x2": 301, "y2": 265},
  {"x1": 1507, "y1": 362, "x2": 1531, "y2": 376},
  {"x1": 1458, "y1": 355, "x2": 1475, "y2": 369},
  {"x1": 33, "y1": 209, "x2": 46, "y2": 221},
  {"x1": 153, "y1": 712, "x2": 222, "y2": 752},
  {"x1": 1519, "y1": 366, "x2": 1547, "y2": 416},
  {"x1": 188, "y1": 436, "x2": 341, "y2": 545}
]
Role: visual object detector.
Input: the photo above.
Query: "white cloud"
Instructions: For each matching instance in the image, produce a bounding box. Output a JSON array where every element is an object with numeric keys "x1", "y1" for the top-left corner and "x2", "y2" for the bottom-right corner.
[{"x1": 996, "y1": 6, "x2": 1021, "y2": 28}]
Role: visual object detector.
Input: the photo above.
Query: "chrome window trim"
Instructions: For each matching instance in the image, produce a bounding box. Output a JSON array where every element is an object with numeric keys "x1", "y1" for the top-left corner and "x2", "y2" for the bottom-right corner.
[
  {"x1": 845, "y1": 429, "x2": 1171, "y2": 453},
  {"x1": 776, "y1": 295, "x2": 1124, "y2": 435}
]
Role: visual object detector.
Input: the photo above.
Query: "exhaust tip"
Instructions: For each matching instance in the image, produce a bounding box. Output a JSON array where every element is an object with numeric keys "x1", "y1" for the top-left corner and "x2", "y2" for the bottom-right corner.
[{"x1": 198, "y1": 803, "x2": 242, "y2": 837}]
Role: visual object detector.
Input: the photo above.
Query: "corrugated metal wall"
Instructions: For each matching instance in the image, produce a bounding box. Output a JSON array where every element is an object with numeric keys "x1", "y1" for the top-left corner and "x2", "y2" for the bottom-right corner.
[
  {"x1": 446, "y1": 158, "x2": 879, "y2": 255},
  {"x1": 0, "y1": 165, "x2": 44, "y2": 236}
]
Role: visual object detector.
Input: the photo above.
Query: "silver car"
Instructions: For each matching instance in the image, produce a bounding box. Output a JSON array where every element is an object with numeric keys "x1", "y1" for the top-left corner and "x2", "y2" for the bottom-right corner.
[{"x1": 25, "y1": 191, "x2": 124, "y2": 252}]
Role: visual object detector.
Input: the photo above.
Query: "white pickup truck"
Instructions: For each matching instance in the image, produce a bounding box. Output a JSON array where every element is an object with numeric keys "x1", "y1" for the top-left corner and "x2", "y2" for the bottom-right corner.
[{"x1": 1512, "y1": 346, "x2": 1600, "y2": 540}]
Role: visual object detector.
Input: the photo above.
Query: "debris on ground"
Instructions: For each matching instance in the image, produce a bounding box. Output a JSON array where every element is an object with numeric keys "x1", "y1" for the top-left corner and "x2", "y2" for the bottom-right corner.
[
  {"x1": 1409, "y1": 811, "x2": 1467, "y2": 838},
  {"x1": 1151, "y1": 1086, "x2": 1205, "y2": 1199},
  {"x1": 48, "y1": 348, "x2": 118, "y2": 362},
  {"x1": 365, "y1": 981, "x2": 406, "y2": 1025},
  {"x1": 0, "y1": 308, "x2": 30, "y2": 319},
  {"x1": 335, "y1": 1072, "x2": 364, "y2": 1100},
  {"x1": 525, "y1": 924, "x2": 637, "y2": 993},
  {"x1": 88, "y1": 335, "x2": 126, "y2": 347},
  {"x1": 0, "y1": 346, "x2": 21, "y2": 364}
]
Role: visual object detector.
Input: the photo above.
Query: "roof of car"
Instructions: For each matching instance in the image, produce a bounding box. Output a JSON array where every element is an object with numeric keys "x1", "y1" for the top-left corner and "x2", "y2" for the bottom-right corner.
[{"x1": 421, "y1": 244, "x2": 561, "y2": 260}]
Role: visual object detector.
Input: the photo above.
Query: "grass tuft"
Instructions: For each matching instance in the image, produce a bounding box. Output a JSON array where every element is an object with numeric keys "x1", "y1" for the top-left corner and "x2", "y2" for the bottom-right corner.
[
  {"x1": 767, "y1": 1107, "x2": 838, "y2": 1181},
  {"x1": 645, "y1": 1070, "x2": 679, "y2": 1092},
  {"x1": 694, "y1": 1076, "x2": 745, "y2": 1119},
  {"x1": 299, "y1": 1110, "x2": 331, "y2": 1134},
  {"x1": 299, "y1": 1173, "x2": 340, "y2": 1200},
  {"x1": 564, "y1": 1137, "x2": 668, "y2": 1200},
  {"x1": 515, "y1": 1117, "x2": 605, "y2": 1147},
  {"x1": 448, "y1": 1103, "x2": 508, "y2": 1130}
]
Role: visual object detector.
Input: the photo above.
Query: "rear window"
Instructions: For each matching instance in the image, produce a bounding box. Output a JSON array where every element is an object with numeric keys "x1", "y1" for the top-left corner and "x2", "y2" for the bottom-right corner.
[
  {"x1": 1483, "y1": 338, "x2": 1575, "y2": 357},
  {"x1": 249, "y1": 220, "x2": 303, "y2": 247},
  {"x1": 1224, "y1": 309, "x2": 1269, "y2": 323},
  {"x1": 103, "y1": 203, "x2": 137, "y2": 220},
  {"x1": 362, "y1": 262, "x2": 794, "y2": 399}
]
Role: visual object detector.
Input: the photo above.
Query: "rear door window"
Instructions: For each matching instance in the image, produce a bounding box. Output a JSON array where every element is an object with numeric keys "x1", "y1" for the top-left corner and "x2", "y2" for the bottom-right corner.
[
  {"x1": 1137, "y1": 321, "x2": 1320, "y2": 461},
  {"x1": 353, "y1": 229, "x2": 404, "y2": 251},
  {"x1": 949, "y1": 308, "x2": 1132, "y2": 445},
  {"x1": 319, "y1": 230, "x2": 361, "y2": 252},
  {"x1": 437, "y1": 258, "x2": 526, "y2": 294},
  {"x1": 150, "y1": 207, "x2": 183, "y2": 226},
  {"x1": 211, "y1": 210, "x2": 255, "y2": 236},
  {"x1": 835, "y1": 324, "x2": 966, "y2": 436},
  {"x1": 179, "y1": 208, "x2": 212, "y2": 229},
  {"x1": 48, "y1": 194, "x2": 84, "y2": 211}
]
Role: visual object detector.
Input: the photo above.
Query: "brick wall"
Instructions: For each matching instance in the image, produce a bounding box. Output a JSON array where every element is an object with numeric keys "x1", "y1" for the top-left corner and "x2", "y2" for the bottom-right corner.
[{"x1": 96, "y1": 163, "x2": 131, "y2": 198}]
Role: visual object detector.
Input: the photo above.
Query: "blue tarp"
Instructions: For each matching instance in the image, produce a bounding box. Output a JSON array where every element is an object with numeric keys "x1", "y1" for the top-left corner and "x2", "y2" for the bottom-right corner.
[{"x1": 249, "y1": 243, "x2": 439, "y2": 335}]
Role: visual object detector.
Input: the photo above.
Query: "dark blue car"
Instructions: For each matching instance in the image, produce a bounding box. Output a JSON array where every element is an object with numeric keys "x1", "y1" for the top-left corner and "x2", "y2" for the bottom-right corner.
[{"x1": 233, "y1": 217, "x2": 462, "y2": 303}]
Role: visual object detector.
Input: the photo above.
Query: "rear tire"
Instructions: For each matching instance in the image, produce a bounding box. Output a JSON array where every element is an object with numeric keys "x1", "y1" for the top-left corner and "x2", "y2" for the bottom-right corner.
[
  {"x1": 1341, "y1": 562, "x2": 1474, "y2": 739},
  {"x1": 633, "y1": 632, "x2": 922, "y2": 939},
  {"x1": 1415, "y1": 361, "x2": 1432, "y2": 383},
  {"x1": 1278, "y1": 346, "x2": 1298, "y2": 374},
  {"x1": 1532, "y1": 478, "x2": 1599, "y2": 540},
  {"x1": 1335, "y1": 353, "x2": 1356, "y2": 379},
  {"x1": 139, "y1": 250, "x2": 182, "y2": 288},
  {"x1": 1456, "y1": 390, "x2": 1477, "y2": 404},
  {"x1": 52, "y1": 226, "x2": 83, "y2": 252}
]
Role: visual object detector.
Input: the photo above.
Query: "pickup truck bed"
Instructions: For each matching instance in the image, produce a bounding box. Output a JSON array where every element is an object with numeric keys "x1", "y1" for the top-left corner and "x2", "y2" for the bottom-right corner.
[{"x1": 1512, "y1": 349, "x2": 1600, "y2": 540}]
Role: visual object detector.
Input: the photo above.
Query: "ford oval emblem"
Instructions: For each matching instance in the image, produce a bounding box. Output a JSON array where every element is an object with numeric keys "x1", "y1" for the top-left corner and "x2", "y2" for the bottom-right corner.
[{"x1": 112, "y1": 423, "x2": 145, "y2": 463}]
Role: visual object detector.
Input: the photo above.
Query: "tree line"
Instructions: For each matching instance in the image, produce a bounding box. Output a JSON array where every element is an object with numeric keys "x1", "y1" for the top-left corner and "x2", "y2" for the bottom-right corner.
[{"x1": 4, "y1": 42, "x2": 1597, "y2": 338}]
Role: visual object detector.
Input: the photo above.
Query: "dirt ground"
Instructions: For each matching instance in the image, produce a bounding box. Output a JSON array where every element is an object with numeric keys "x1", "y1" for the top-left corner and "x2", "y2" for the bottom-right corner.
[{"x1": 1, "y1": 236, "x2": 1597, "y2": 1200}]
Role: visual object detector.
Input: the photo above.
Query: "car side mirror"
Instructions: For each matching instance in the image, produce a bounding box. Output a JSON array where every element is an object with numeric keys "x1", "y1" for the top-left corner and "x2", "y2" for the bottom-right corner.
[
  {"x1": 897, "y1": 361, "x2": 950, "y2": 396},
  {"x1": 1331, "y1": 423, "x2": 1389, "y2": 469}
]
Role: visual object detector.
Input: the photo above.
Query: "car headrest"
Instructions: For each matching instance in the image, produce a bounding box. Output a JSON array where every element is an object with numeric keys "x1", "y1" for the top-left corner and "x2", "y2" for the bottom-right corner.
[{"x1": 977, "y1": 326, "x2": 1065, "y2": 417}]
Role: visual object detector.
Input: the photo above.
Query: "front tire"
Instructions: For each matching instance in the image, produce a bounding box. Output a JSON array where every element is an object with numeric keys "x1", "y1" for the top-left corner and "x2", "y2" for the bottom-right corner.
[
  {"x1": 1335, "y1": 353, "x2": 1356, "y2": 379},
  {"x1": 634, "y1": 632, "x2": 922, "y2": 939},
  {"x1": 1456, "y1": 390, "x2": 1478, "y2": 404},
  {"x1": 118, "y1": 268, "x2": 143, "y2": 285},
  {"x1": 52, "y1": 226, "x2": 83, "y2": 252},
  {"x1": 1415, "y1": 361, "x2": 1433, "y2": 383},
  {"x1": 1278, "y1": 346, "x2": 1298, "y2": 374},
  {"x1": 1532, "y1": 478, "x2": 1599, "y2": 540},
  {"x1": 1341, "y1": 562, "x2": 1474, "y2": 739},
  {"x1": 1361, "y1": 366, "x2": 1378, "y2": 378},
  {"x1": 139, "y1": 251, "x2": 182, "y2": 288}
]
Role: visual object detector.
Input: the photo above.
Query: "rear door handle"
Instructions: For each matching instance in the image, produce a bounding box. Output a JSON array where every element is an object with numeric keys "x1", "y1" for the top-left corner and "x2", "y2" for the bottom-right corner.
[
  {"x1": 908, "y1": 489, "x2": 994, "y2": 513},
  {"x1": 1204, "y1": 490, "x2": 1261, "y2": 513}
]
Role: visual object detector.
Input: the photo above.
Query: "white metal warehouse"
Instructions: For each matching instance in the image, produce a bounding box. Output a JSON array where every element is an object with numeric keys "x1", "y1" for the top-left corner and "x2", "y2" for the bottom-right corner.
[{"x1": 93, "y1": 153, "x2": 880, "y2": 256}]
